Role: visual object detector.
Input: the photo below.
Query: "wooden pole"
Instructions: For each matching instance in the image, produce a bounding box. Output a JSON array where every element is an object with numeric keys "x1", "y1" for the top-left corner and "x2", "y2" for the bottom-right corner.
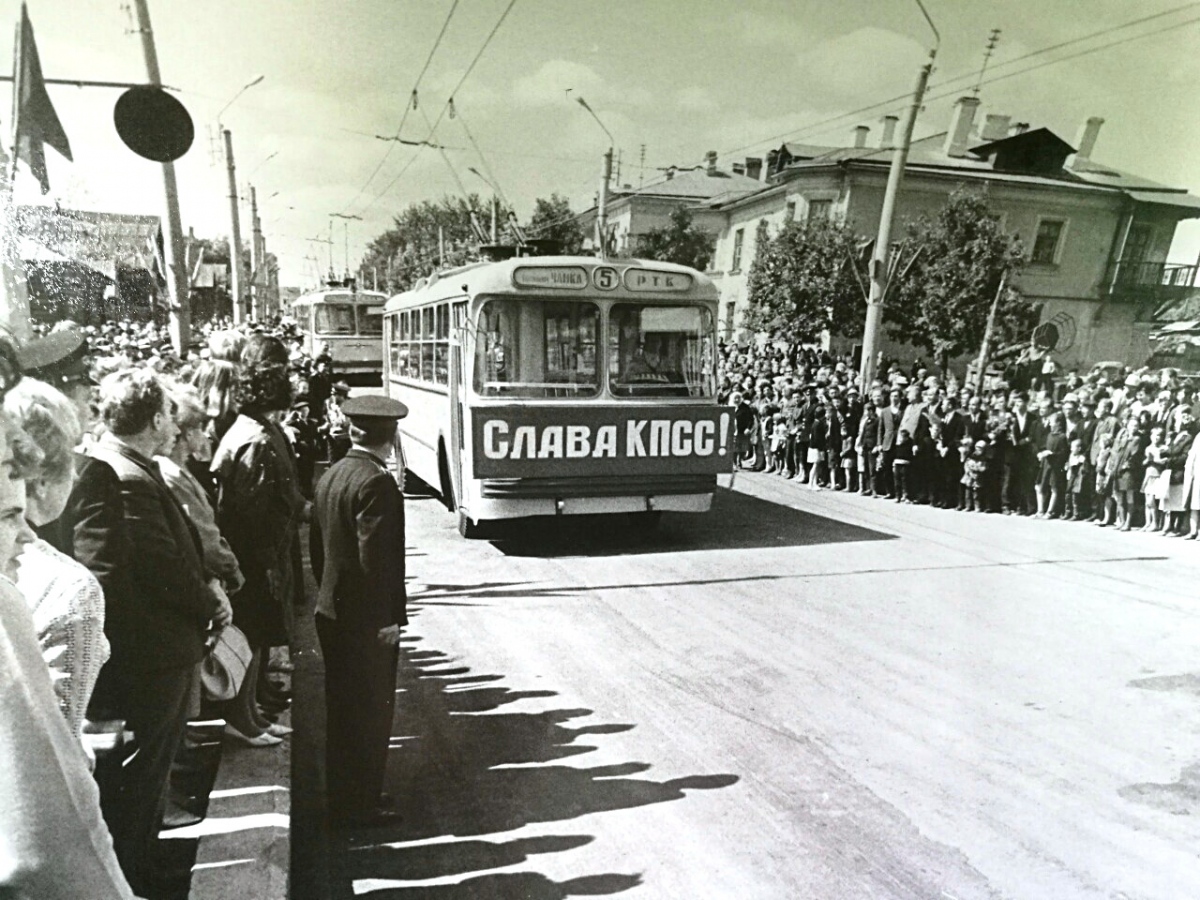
[
  {"x1": 131, "y1": 0, "x2": 190, "y2": 352},
  {"x1": 975, "y1": 272, "x2": 1007, "y2": 394}
]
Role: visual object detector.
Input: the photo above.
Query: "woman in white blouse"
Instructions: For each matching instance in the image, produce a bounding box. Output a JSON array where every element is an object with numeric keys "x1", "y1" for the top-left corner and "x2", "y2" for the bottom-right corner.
[{"x1": 6, "y1": 378, "x2": 109, "y2": 745}]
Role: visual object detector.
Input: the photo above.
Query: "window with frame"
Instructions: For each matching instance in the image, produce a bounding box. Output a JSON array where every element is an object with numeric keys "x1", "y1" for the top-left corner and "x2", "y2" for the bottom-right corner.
[
  {"x1": 807, "y1": 199, "x2": 832, "y2": 223},
  {"x1": 357, "y1": 306, "x2": 383, "y2": 335},
  {"x1": 314, "y1": 303, "x2": 356, "y2": 335},
  {"x1": 609, "y1": 304, "x2": 715, "y2": 399},
  {"x1": 1031, "y1": 218, "x2": 1066, "y2": 265},
  {"x1": 731, "y1": 228, "x2": 745, "y2": 272},
  {"x1": 785, "y1": 201, "x2": 796, "y2": 221},
  {"x1": 473, "y1": 297, "x2": 601, "y2": 398}
]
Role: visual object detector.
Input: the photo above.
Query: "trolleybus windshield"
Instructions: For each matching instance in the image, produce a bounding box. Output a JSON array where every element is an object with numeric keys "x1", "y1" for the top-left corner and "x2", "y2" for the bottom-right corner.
[
  {"x1": 314, "y1": 303, "x2": 356, "y2": 335},
  {"x1": 474, "y1": 297, "x2": 601, "y2": 398},
  {"x1": 610, "y1": 304, "x2": 714, "y2": 399}
]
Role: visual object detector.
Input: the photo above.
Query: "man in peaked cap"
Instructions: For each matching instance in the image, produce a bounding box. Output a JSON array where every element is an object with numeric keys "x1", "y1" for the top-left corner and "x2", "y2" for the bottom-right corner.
[{"x1": 309, "y1": 394, "x2": 409, "y2": 827}]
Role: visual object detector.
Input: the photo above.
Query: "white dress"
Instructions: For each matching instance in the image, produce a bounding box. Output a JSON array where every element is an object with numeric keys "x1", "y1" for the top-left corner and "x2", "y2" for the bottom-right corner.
[
  {"x1": 0, "y1": 575, "x2": 136, "y2": 899},
  {"x1": 16, "y1": 538, "x2": 109, "y2": 741}
]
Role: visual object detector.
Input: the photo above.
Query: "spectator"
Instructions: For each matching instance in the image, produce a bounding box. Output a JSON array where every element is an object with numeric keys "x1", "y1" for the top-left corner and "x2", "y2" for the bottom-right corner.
[{"x1": 89, "y1": 368, "x2": 230, "y2": 896}]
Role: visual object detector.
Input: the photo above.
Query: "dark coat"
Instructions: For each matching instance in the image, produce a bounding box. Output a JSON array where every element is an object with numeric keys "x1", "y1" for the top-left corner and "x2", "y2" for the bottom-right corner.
[
  {"x1": 88, "y1": 437, "x2": 213, "y2": 672},
  {"x1": 213, "y1": 413, "x2": 307, "y2": 647},
  {"x1": 36, "y1": 451, "x2": 129, "y2": 605},
  {"x1": 310, "y1": 449, "x2": 407, "y2": 634}
]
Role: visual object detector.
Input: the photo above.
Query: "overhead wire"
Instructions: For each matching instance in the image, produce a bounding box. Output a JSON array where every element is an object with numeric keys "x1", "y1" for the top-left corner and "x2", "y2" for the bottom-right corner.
[
  {"x1": 359, "y1": 0, "x2": 520, "y2": 216},
  {"x1": 707, "y1": 1, "x2": 1200, "y2": 160},
  {"x1": 340, "y1": 0, "x2": 461, "y2": 216}
]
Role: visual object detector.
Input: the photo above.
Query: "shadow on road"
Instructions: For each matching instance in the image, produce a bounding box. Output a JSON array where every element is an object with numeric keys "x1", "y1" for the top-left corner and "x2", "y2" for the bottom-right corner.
[
  {"x1": 297, "y1": 636, "x2": 738, "y2": 899},
  {"x1": 487, "y1": 486, "x2": 895, "y2": 558}
]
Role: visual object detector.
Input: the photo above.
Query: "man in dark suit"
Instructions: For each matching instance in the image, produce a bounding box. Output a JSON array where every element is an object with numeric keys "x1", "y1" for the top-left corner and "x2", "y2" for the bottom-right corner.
[
  {"x1": 310, "y1": 394, "x2": 409, "y2": 827},
  {"x1": 89, "y1": 370, "x2": 230, "y2": 895}
]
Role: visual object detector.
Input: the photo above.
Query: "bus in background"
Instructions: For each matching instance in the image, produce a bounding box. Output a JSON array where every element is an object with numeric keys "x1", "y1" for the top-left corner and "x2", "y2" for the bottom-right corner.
[
  {"x1": 382, "y1": 255, "x2": 731, "y2": 537},
  {"x1": 292, "y1": 284, "x2": 387, "y2": 383}
]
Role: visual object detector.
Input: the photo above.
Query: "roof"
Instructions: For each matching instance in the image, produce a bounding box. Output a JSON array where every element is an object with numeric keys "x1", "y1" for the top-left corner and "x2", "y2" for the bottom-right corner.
[
  {"x1": 16, "y1": 205, "x2": 162, "y2": 278},
  {"x1": 738, "y1": 125, "x2": 1200, "y2": 215},
  {"x1": 614, "y1": 166, "x2": 764, "y2": 202}
]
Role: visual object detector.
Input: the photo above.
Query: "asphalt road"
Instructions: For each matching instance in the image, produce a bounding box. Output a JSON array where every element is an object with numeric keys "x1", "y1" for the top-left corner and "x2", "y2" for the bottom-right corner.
[{"x1": 313, "y1": 470, "x2": 1200, "y2": 900}]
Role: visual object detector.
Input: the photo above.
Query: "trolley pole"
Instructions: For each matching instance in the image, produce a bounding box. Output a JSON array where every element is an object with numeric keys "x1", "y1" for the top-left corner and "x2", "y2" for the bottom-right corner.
[
  {"x1": 131, "y1": 0, "x2": 190, "y2": 352},
  {"x1": 223, "y1": 128, "x2": 245, "y2": 324}
]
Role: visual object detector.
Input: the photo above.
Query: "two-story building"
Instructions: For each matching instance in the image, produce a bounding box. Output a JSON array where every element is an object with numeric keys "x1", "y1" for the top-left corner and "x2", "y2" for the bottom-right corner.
[{"x1": 702, "y1": 99, "x2": 1200, "y2": 371}]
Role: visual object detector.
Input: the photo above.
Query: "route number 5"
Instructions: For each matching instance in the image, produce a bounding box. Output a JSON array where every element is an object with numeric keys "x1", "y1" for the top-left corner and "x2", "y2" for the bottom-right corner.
[{"x1": 592, "y1": 266, "x2": 618, "y2": 290}]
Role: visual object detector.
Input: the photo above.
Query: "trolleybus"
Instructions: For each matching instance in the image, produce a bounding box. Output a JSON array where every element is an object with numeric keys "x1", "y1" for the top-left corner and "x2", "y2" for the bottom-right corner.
[
  {"x1": 293, "y1": 284, "x2": 387, "y2": 381},
  {"x1": 381, "y1": 255, "x2": 732, "y2": 537}
]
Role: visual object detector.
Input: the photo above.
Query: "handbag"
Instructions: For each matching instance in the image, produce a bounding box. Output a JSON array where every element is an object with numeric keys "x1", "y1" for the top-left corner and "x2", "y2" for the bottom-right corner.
[{"x1": 200, "y1": 624, "x2": 253, "y2": 701}]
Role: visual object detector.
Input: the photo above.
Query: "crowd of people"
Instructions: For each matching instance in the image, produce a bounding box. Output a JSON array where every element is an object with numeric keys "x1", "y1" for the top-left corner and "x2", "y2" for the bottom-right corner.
[
  {"x1": 0, "y1": 316, "x2": 361, "y2": 898},
  {"x1": 718, "y1": 342, "x2": 1200, "y2": 538}
]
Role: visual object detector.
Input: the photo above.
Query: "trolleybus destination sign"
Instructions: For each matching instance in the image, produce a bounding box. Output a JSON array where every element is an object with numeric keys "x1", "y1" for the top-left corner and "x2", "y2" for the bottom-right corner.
[
  {"x1": 471, "y1": 406, "x2": 735, "y2": 478},
  {"x1": 511, "y1": 266, "x2": 588, "y2": 289}
]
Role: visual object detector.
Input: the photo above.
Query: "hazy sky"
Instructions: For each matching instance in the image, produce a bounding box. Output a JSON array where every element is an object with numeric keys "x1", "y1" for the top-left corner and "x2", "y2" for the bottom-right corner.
[{"x1": 8, "y1": 0, "x2": 1200, "y2": 286}]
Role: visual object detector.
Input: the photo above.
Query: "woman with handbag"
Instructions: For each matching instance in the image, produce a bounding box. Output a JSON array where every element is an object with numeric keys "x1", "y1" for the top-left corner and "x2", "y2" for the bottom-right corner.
[{"x1": 212, "y1": 336, "x2": 309, "y2": 747}]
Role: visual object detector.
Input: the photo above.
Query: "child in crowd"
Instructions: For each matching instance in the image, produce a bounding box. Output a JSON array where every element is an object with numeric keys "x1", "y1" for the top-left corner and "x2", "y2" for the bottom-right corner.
[
  {"x1": 1093, "y1": 432, "x2": 1115, "y2": 527},
  {"x1": 962, "y1": 439, "x2": 989, "y2": 512},
  {"x1": 892, "y1": 428, "x2": 913, "y2": 502},
  {"x1": 956, "y1": 436, "x2": 974, "y2": 510},
  {"x1": 1141, "y1": 425, "x2": 1165, "y2": 532},
  {"x1": 1065, "y1": 437, "x2": 1087, "y2": 521},
  {"x1": 769, "y1": 414, "x2": 788, "y2": 475}
]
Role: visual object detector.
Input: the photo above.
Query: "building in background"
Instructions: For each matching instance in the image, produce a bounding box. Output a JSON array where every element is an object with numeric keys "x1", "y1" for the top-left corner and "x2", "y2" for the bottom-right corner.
[{"x1": 704, "y1": 100, "x2": 1200, "y2": 371}]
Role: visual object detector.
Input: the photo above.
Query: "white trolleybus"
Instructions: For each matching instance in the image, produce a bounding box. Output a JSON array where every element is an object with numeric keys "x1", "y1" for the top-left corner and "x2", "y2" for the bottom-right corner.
[
  {"x1": 292, "y1": 284, "x2": 387, "y2": 382},
  {"x1": 382, "y1": 256, "x2": 733, "y2": 537}
]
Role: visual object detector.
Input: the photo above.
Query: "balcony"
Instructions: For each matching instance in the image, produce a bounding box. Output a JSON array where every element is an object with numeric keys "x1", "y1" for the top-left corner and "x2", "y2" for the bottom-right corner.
[{"x1": 1105, "y1": 259, "x2": 1197, "y2": 294}]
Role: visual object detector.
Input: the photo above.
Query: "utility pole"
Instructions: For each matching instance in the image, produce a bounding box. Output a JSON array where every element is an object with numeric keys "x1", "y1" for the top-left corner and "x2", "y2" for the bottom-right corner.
[
  {"x1": 858, "y1": 56, "x2": 934, "y2": 387},
  {"x1": 223, "y1": 128, "x2": 245, "y2": 324},
  {"x1": 249, "y1": 185, "x2": 261, "y2": 321},
  {"x1": 597, "y1": 147, "x2": 613, "y2": 259},
  {"x1": 132, "y1": 0, "x2": 190, "y2": 352},
  {"x1": 490, "y1": 196, "x2": 498, "y2": 243},
  {"x1": 858, "y1": 0, "x2": 938, "y2": 387}
]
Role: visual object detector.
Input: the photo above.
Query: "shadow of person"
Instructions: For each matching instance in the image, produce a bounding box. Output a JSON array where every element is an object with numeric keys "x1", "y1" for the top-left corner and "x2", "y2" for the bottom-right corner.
[
  {"x1": 359, "y1": 871, "x2": 642, "y2": 899},
  {"x1": 351, "y1": 834, "x2": 593, "y2": 881}
]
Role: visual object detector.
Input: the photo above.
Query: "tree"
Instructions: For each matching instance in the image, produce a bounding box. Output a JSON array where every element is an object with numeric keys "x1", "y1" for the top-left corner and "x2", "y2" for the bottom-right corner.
[
  {"x1": 887, "y1": 189, "x2": 1032, "y2": 372},
  {"x1": 526, "y1": 193, "x2": 584, "y2": 255},
  {"x1": 743, "y1": 217, "x2": 865, "y2": 343},
  {"x1": 360, "y1": 194, "x2": 513, "y2": 293},
  {"x1": 635, "y1": 206, "x2": 715, "y2": 271}
]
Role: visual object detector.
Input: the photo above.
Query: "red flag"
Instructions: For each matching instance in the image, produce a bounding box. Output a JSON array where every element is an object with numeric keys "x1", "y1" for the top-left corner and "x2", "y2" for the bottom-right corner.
[{"x1": 12, "y1": 3, "x2": 71, "y2": 193}]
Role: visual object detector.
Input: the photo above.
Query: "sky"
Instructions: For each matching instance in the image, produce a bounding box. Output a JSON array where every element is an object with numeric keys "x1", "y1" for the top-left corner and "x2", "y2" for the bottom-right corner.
[{"x1": 6, "y1": 0, "x2": 1200, "y2": 288}]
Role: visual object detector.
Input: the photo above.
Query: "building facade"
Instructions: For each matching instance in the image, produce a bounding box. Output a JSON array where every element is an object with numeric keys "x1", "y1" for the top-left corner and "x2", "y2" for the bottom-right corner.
[{"x1": 703, "y1": 100, "x2": 1200, "y2": 371}]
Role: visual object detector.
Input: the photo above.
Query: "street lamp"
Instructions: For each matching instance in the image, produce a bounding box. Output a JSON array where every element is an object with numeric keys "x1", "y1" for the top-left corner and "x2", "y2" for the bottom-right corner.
[
  {"x1": 575, "y1": 96, "x2": 614, "y2": 259},
  {"x1": 217, "y1": 74, "x2": 264, "y2": 124}
]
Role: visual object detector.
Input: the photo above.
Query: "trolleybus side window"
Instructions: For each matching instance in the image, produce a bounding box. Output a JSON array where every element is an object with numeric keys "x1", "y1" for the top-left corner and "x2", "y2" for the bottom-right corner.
[
  {"x1": 434, "y1": 303, "x2": 449, "y2": 385},
  {"x1": 473, "y1": 297, "x2": 600, "y2": 398},
  {"x1": 315, "y1": 303, "x2": 356, "y2": 335},
  {"x1": 609, "y1": 304, "x2": 715, "y2": 398}
]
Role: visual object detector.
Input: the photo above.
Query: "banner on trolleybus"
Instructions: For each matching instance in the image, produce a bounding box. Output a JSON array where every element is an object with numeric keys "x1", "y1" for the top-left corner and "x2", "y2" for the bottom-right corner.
[{"x1": 471, "y1": 406, "x2": 735, "y2": 478}]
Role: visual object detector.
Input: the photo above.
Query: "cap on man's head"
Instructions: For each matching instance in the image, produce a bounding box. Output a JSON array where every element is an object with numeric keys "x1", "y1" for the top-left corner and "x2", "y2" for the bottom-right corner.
[
  {"x1": 342, "y1": 394, "x2": 409, "y2": 421},
  {"x1": 17, "y1": 330, "x2": 95, "y2": 387},
  {"x1": 332, "y1": 380, "x2": 351, "y2": 396}
]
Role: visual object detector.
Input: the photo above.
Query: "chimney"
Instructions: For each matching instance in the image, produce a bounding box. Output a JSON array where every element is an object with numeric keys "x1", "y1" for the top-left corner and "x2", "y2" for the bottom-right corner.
[
  {"x1": 1071, "y1": 116, "x2": 1104, "y2": 167},
  {"x1": 745, "y1": 157, "x2": 763, "y2": 180},
  {"x1": 853, "y1": 125, "x2": 870, "y2": 148},
  {"x1": 943, "y1": 96, "x2": 981, "y2": 157},
  {"x1": 665, "y1": 166, "x2": 675, "y2": 181},
  {"x1": 731, "y1": 162, "x2": 745, "y2": 176},
  {"x1": 705, "y1": 150, "x2": 718, "y2": 176},
  {"x1": 878, "y1": 115, "x2": 898, "y2": 148},
  {"x1": 980, "y1": 113, "x2": 1011, "y2": 142},
  {"x1": 766, "y1": 148, "x2": 780, "y2": 176},
  {"x1": 1009, "y1": 122, "x2": 1029, "y2": 136}
]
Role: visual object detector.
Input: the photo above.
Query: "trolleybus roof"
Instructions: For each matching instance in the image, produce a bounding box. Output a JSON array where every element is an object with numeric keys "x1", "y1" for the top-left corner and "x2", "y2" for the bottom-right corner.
[{"x1": 384, "y1": 255, "x2": 717, "y2": 313}]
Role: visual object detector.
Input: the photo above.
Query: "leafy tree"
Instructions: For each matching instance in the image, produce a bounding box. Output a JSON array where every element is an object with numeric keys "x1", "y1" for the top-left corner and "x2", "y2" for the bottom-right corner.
[
  {"x1": 887, "y1": 189, "x2": 1031, "y2": 372},
  {"x1": 360, "y1": 194, "x2": 513, "y2": 293},
  {"x1": 743, "y1": 217, "x2": 865, "y2": 343},
  {"x1": 635, "y1": 206, "x2": 715, "y2": 271},
  {"x1": 526, "y1": 193, "x2": 585, "y2": 255}
]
